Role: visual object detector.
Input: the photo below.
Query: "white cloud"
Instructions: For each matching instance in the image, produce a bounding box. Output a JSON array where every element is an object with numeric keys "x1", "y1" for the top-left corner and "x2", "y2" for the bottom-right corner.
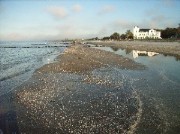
[
  {"x1": 98, "y1": 5, "x2": 115, "y2": 15},
  {"x1": 46, "y1": 6, "x2": 68, "y2": 19},
  {"x1": 72, "y1": 4, "x2": 82, "y2": 12}
]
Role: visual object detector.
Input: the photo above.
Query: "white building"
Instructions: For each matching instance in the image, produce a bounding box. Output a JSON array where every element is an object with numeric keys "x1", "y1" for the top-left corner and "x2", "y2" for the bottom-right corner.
[{"x1": 133, "y1": 26, "x2": 161, "y2": 39}]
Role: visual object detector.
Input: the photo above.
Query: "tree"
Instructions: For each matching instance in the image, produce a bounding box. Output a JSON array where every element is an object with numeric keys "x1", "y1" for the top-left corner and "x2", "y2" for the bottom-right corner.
[
  {"x1": 125, "y1": 30, "x2": 133, "y2": 39},
  {"x1": 102, "y1": 37, "x2": 110, "y2": 40},
  {"x1": 120, "y1": 34, "x2": 126, "y2": 40},
  {"x1": 177, "y1": 24, "x2": 180, "y2": 39},
  {"x1": 110, "y1": 32, "x2": 120, "y2": 40},
  {"x1": 161, "y1": 28, "x2": 176, "y2": 38}
]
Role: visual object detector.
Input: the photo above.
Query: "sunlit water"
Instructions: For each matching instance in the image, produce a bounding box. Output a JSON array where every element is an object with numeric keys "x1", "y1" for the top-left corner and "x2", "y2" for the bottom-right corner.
[{"x1": 0, "y1": 41, "x2": 67, "y2": 96}]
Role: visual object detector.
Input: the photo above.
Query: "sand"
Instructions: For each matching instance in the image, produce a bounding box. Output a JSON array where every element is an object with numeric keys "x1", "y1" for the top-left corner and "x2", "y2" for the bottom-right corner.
[{"x1": 35, "y1": 45, "x2": 145, "y2": 75}]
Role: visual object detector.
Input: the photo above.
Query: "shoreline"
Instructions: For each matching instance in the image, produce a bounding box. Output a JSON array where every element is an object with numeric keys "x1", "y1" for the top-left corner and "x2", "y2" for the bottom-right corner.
[
  {"x1": 0, "y1": 45, "x2": 146, "y2": 133},
  {"x1": 1, "y1": 44, "x2": 179, "y2": 133},
  {"x1": 88, "y1": 41, "x2": 180, "y2": 57},
  {"x1": 34, "y1": 45, "x2": 145, "y2": 75}
]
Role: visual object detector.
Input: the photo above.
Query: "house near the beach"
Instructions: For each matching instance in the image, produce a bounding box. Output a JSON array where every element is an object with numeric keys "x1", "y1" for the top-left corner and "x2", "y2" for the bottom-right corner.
[{"x1": 133, "y1": 26, "x2": 162, "y2": 39}]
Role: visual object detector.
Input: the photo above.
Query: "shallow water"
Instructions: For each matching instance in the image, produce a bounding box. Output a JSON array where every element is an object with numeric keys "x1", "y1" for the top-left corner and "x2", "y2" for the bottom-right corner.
[
  {"x1": 95, "y1": 46, "x2": 180, "y2": 83},
  {"x1": 94, "y1": 46, "x2": 180, "y2": 133},
  {"x1": 0, "y1": 41, "x2": 67, "y2": 96}
]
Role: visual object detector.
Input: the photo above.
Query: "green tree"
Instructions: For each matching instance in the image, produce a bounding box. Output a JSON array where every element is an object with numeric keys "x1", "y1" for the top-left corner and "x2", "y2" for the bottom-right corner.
[
  {"x1": 126, "y1": 30, "x2": 133, "y2": 39},
  {"x1": 110, "y1": 32, "x2": 120, "y2": 40},
  {"x1": 177, "y1": 24, "x2": 180, "y2": 39},
  {"x1": 120, "y1": 34, "x2": 126, "y2": 40},
  {"x1": 161, "y1": 28, "x2": 177, "y2": 38},
  {"x1": 102, "y1": 37, "x2": 110, "y2": 40}
]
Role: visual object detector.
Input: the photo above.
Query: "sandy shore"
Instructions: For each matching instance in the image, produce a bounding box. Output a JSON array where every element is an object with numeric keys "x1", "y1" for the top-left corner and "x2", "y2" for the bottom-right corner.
[
  {"x1": 2, "y1": 44, "x2": 177, "y2": 133},
  {"x1": 0, "y1": 45, "x2": 145, "y2": 133},
  {"x1": 89, "y1": 41, "x2": 180, "y2": 57},
  {"x1": 35, "y1": 45, "x2": 145, "y2": 75}
]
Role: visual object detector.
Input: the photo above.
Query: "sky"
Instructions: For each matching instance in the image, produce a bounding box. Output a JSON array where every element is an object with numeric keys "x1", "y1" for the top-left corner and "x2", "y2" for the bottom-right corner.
[{"x1": 0, "y1": 0, "x2": 179, "y2": 41}]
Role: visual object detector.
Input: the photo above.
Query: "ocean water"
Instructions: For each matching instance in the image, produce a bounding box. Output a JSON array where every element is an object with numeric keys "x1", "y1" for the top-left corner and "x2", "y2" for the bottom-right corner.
[{"x1": 0, "y1": 41, "x2": 67, "y2": 96}]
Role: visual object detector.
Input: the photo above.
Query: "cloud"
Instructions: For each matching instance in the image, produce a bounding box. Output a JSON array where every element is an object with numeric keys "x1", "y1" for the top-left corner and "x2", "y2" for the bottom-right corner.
[
  {"x1": 46, "y1": 5, "x2": 82, "y2": 20},
  {"x1": 46, "y1": 6, "x2": 68, "y2": 19},
  {"x1": 98, "y1": 5, "x2": 115, "y2": 15},
  {"x1": 72, "y1": 4, "x2": 82, "y2": 12}
]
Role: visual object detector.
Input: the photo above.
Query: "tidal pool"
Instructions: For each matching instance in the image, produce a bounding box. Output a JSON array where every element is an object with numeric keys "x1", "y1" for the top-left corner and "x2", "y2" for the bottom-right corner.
[{"x1": 94, "y1": 46, "x2": 180, "y2": 133}]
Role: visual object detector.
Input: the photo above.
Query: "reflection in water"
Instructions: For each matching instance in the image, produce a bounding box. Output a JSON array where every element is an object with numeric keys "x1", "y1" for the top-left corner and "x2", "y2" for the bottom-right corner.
[
  {"x1": 110, "y1": 46, "x2": 119, "y2": 51},
  {"x1": 132, "y1": 50, "x2": 159, "y2": 58},
  {"x1": 108, "y1": 46, "x2": 180, "y2": 61},
  {"x1": 125, "y1": 48, "x2": 132, "y2": 54},
  {"x1": 163, "y1": 53, "x2": 180, "y2": 61}
]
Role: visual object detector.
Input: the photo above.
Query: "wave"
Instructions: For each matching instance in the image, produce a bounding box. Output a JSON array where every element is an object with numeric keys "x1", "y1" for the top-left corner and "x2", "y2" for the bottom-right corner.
[{"x1": 0, "y1": 63, "x2": 33, "y2": 81}]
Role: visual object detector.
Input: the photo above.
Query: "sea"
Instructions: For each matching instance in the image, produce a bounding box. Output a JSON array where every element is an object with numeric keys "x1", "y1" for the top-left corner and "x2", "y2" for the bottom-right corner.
[{"x1": 0, "y1": 41, "x2": 68, "y2": 96}]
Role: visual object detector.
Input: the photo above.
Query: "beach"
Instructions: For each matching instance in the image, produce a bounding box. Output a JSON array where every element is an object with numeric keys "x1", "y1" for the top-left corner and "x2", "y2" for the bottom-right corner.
[
  {"x1": 14, "y1": 45, "x2": 145, "y2": 133},
  {"x1": 1, "y1": 0, "x2": 180, "y2": 133},
  {"x1": 35, "y1": 45, "x2": 145, "y2": 74},
  {"x1": 1, "y1": 43, "x2": 180, "y2": 133}
]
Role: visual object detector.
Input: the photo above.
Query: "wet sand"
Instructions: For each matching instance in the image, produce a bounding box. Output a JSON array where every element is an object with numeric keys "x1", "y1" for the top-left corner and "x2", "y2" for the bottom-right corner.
[
  {"x1": 0, "y1": 45, "x2": 147, "y2": 133},
  {"x1": 35, "y1": 45, "x2": 145, "y2": 74},
  {"x1": 89, "y1": 41, "x2": 180, "y2": 57}
]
